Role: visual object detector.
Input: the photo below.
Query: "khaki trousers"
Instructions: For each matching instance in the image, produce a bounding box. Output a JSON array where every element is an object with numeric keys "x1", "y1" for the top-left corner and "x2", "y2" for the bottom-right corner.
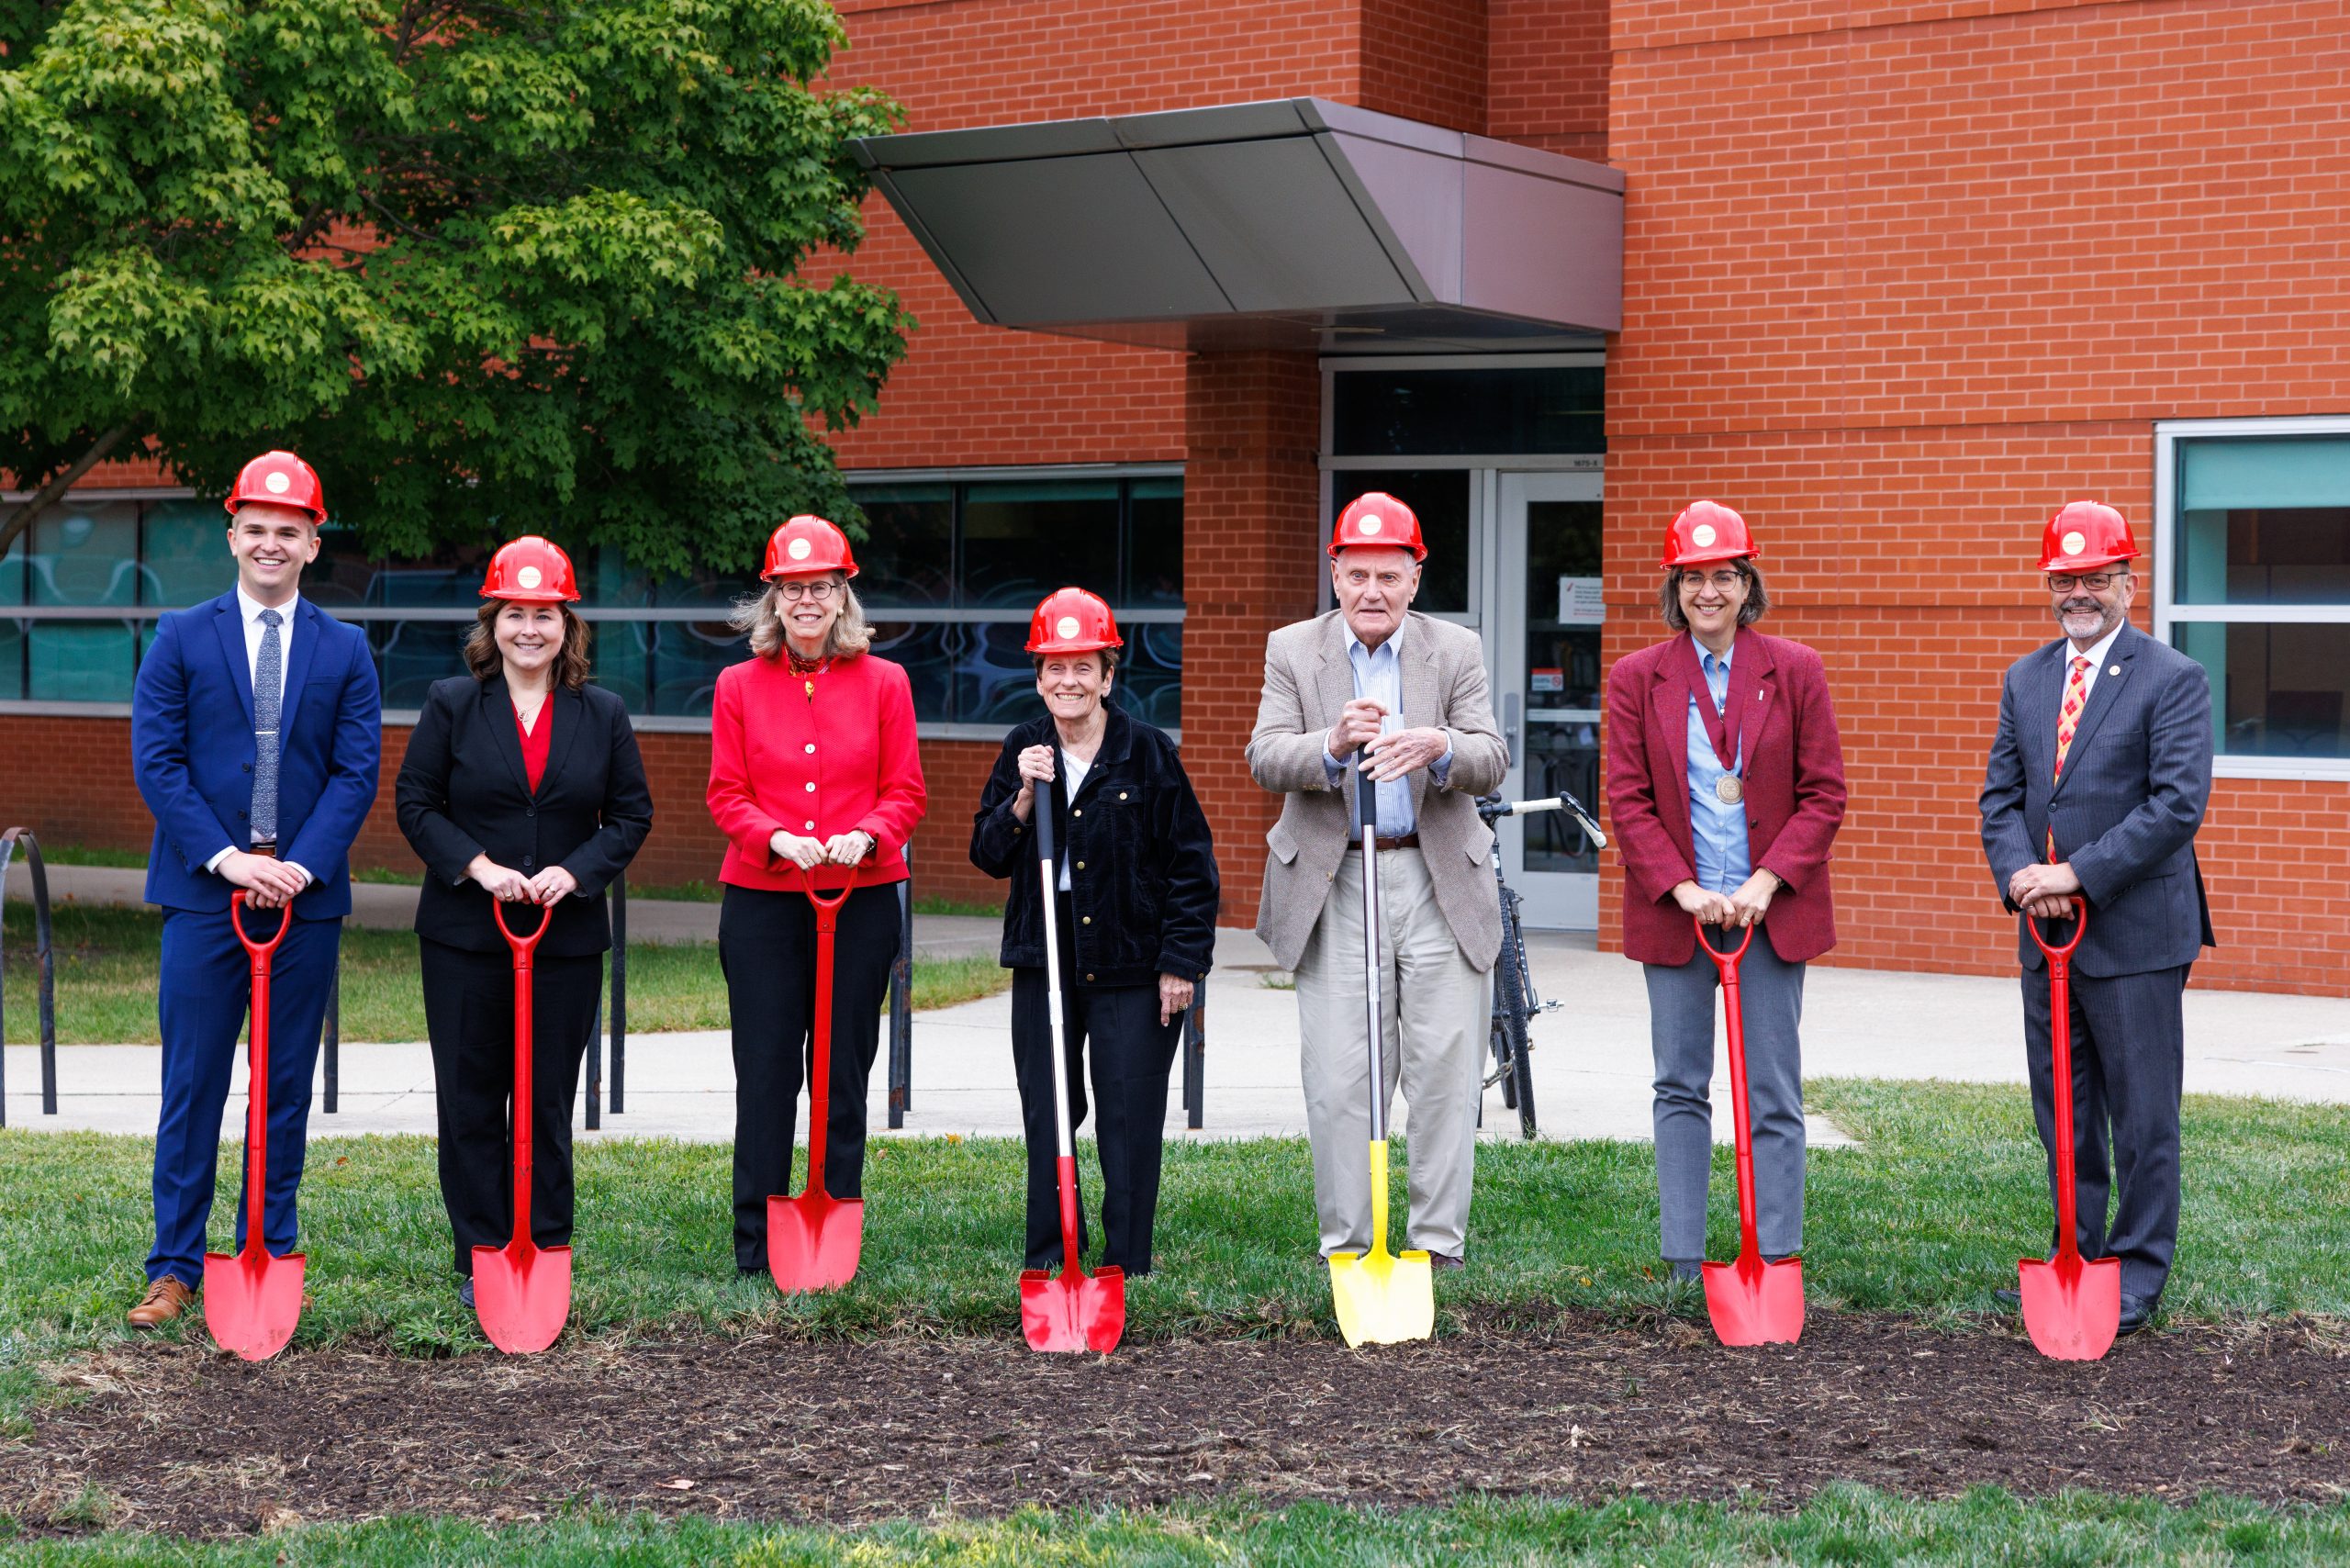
[{"x1": 1295, "y1": 846, "x2": 1487, "y2": 1258}]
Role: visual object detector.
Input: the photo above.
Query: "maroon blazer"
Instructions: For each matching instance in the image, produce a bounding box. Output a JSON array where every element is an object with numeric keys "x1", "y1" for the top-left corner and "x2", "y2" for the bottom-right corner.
[{"x1": 1604, "y1": 628, "x2": 1848, "y2": 967}]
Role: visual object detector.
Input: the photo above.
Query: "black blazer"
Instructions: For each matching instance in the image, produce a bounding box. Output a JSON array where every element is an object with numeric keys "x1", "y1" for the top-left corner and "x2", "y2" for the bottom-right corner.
[
  {"x1": 970, "y1": 707, "x2": 1218, "y2": 987},
  {"x1": 395, "y1": 676, "x2": 654, "y2": 958}
]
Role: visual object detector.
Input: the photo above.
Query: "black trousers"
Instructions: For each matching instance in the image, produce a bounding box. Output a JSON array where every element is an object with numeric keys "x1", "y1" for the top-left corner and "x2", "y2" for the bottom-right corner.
[
  {"x1": 420, "y1": 937, "x2": 600, "y2": 1276},
  {"x1": 721, "y1": 882, "x2": 901, "y2": 1271},
  {"x1": 2020, "y1": 960, "x2": 2189, "y2": 1300},
  {"x1": 1009, "y1": 896, "x2": 1181, "y2": 1276}
]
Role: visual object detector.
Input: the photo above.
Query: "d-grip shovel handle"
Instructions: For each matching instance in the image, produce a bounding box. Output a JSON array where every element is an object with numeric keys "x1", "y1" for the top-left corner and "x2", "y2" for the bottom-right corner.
[
  {"x1": 1694, "y1": 914, "x2": 1755, "y2": 972},
  {"x1": 229, "y1": 890, "x2": 292, "y2": 958},
  {"x1": 2024, "y1": 898, "x2": 2088, "y2": 960},
  {"x1": 491, "y1": 895, "x2": 553, "y2": 957},
  {"x1": 796, "y1": 860, "x2": 864, "y2": 920}
]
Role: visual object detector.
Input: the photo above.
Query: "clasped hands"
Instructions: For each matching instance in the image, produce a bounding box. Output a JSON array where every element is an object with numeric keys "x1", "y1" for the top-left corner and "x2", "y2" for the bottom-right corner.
[
  {"x1": 2008, "y1": 861, "x2": 2084, "y2": 923},
  {"x1": 467, "y1": 855, "x2": 580, "y2": 904},
  {"x1": 1327, "y1": 699, "x2": 1448, "y2": 785},
  {"x1": 1672, "y1": 870, "x2": 1779, "y2": 929},
  {"x1": 767, "y1": 828, "x2": 875, "y2": 872},
  {"x1": 218, "y1": 850, "x2": 308, "y2": 910}
]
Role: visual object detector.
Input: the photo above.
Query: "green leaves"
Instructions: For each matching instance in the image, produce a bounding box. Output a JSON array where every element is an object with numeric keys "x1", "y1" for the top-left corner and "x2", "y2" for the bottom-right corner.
[{"x1": 0, "y1": 0, "x2": 911, "y2": 576}]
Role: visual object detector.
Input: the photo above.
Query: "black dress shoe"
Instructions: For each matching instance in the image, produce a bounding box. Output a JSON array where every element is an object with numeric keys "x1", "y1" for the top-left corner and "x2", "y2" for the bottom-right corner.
[
  {"x1": 458, "y1": 1277, "x2": 476, "y2": 1310},
  {"x1": 1427, "y1": 1252, "x2": 1466, "y2": 1271},
  {"x1": 1993, "y1": 1286, "x2": 2021, "y2": 1309},
  {"x1": 2116, "y1": 1293, "x2": 2158, "y2": 1336}
]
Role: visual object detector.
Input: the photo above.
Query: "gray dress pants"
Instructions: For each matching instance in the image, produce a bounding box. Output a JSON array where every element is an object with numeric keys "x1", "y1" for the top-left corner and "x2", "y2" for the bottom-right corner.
[{"x1": 1642, "y1": 924, "x2": 1807, "y2": 1261}]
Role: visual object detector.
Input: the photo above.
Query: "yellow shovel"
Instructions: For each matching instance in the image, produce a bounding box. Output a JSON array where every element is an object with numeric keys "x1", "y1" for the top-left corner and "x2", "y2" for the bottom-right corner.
[{"x1": 1328, "y1": 773, "x2": 1434, "y2": 1348}]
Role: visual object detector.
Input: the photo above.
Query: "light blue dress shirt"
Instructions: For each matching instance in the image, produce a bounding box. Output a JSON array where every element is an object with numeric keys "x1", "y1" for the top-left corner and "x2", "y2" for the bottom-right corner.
[
  {"x1": 1321, "y1": 622, "x2": 1451, "y2": 834},
  {"x1": 1686, "y1": 641, "x2": 1751, "y2": 895}
]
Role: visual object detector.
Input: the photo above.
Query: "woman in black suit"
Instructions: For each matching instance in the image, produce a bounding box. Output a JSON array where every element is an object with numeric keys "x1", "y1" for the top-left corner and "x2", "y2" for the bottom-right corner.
[{"x1": 394, "y1": 536, "x2": 653, "y2": 1305}]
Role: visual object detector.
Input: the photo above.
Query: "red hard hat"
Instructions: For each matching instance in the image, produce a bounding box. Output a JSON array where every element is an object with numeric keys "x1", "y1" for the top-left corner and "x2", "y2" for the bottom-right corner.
[
  {"x1": 1662, "y1": 500, "x2": 1760, "y2": 568},
  {"x1": 1025, "y1": 587, "x2": 1124, "y2": 655},
  {"x1": 224, "y1": 450, "x2": 327, "y2": 527},
  {"x1": 1329, "y1": 491, "x2": 1427, "y2": 561},
  {"x1": 480, "y1": 536, "x2": 580, "y2": 604},
  {"x1": 761, "y1": 514, "x2": 858, "y2": 581},
  {"x1": 2039, "y1": 500, "x2": 2142, "y2": 573}
]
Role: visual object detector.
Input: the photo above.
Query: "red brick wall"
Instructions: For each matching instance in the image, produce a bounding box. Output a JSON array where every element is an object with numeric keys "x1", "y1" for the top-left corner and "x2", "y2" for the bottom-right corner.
[
  {"x1": 1490, "y1": 0, "x2": 1611, "y2": 159},
  {"x1": 1361, "y1": 0, "x2": 1488, "y2": 131},
  {"x1": 1603, "y1": 0, "x2": 2350, "y2": 994}
]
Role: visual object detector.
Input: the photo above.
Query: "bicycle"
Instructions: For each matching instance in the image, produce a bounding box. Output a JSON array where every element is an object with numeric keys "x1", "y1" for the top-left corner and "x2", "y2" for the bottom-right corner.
[{"x1": 1475, "y1": 790, "x2": 1607, "y2": 1140}]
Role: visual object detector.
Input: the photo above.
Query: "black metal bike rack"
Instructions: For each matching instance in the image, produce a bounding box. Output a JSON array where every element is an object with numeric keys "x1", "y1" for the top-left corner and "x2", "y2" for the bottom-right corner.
[{"x1": 0, "y1": 827, "x2": 60, "y2": 1125}]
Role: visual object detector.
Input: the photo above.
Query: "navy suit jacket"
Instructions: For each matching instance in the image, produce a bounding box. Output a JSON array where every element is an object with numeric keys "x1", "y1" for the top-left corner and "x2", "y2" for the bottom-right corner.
[
  {"x1": 1979, "y1": 622, "x2": 2216, "y2": 977},
  {"x1": 132, "y1": 591, "x2": 383, "y2": 919}
]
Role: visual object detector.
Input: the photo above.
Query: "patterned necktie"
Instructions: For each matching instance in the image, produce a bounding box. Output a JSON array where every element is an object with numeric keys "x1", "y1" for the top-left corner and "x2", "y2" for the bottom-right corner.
[
  {"x1": 2047, "y1": 654, "x2": 2090, "y2": 859},
  {"x1": 252, "y1": 608, "x2": 283, "y2": 845}
]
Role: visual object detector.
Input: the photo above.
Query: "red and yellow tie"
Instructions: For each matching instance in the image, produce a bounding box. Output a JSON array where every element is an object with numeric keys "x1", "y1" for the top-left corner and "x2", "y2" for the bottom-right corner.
[{"x1": 2048, "y1": 655, "x2": 2091, "y2": 859}]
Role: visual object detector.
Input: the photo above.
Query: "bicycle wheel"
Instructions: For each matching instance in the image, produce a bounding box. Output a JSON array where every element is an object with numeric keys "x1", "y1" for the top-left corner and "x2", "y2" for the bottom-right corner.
[{"x1": 1493, "y1": 896, "x2": 1539, "y2": 1139}]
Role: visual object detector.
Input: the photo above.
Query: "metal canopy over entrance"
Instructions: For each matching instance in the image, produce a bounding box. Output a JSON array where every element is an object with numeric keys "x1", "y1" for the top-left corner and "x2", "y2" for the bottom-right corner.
[{"x1": 851, "y1": 98, "x2": 1623, "y2": 355}]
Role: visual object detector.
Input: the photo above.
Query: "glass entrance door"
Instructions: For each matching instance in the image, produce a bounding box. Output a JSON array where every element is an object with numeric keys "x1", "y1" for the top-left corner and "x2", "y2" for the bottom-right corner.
[{"x1": 1493, "y1": 470, "x2": 1605, "y2": 928}]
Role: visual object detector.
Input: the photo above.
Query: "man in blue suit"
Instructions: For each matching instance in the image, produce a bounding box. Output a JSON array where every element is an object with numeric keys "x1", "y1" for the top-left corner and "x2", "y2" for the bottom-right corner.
[
  {"x1": 1980, "y1": 500, "x2": 2215, "y2": 1338},
  {"x1": 126, "y1": 450, "x2": 382, "y2": 1327}
]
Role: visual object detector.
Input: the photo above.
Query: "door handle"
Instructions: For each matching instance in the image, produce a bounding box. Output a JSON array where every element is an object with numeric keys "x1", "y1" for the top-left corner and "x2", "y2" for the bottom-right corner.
[{"x1": 1501, "y1": 691, "x2": 1520, "y2": 768}]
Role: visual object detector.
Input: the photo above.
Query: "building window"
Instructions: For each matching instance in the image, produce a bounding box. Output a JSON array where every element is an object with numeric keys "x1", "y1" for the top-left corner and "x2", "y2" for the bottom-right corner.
[
  {"x1": 0, "y1": 469, "x2": 1181, "y2": 735},
  {"x1": 1332, "y1": 364, "x2": 1605, "y2": 458},
  {"x1": 2156, "y1": 420, "x2": 2350, "y2": 777}
]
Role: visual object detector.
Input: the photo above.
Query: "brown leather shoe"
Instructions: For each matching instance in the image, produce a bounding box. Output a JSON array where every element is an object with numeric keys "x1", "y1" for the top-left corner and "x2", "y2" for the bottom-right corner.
[
  {"x1": 1428, "y1": 1251, "x2": 1467, "y2": 1271},
  {"x1": 127, "y1": 1275, "x2": 196, "y2": 1328}
]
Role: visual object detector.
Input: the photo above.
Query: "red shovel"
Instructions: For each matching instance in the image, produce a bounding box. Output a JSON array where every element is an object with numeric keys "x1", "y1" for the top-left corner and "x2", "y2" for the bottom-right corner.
[
  {"x1": 767, "y1": 864, "x2": 867, "y2": 1293},
  {"x1": 472, "y1": 898, "x2": 571, "y2": 1354},
  {"x1": 2019, "y1": 899, "x2": 2121, "y2": 1361},
  {"x1": 1694, "y1": 917, "x2": 1805, "y2": 1347},
  {"x1": 1019, "y1": 774, "x2": 1125, "y2": 1353},
  {"x1": 204, "y1": 892, "x2": 305, "y2": 1361}
]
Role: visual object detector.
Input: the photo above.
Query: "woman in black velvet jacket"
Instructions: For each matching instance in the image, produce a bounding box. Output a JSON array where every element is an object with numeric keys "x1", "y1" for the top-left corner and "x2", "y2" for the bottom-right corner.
[{"x1": 970, "y1": 590, "x2": 1217, "y2": 1277}]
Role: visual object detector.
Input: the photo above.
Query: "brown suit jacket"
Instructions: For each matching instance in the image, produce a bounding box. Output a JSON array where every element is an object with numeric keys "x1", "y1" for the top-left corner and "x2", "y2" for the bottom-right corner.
[{"x1": 1246, "y1": 610, "x2": 1509, "y2": 971}]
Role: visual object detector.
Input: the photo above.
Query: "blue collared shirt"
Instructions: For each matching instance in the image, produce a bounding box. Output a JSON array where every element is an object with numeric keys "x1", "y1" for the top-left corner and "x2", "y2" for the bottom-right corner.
[
  {"x1": 1321, "y1": 621, "x2": 1451, "y2": 834},
  {"x1": 1686, "y1": 640, "x2": 1751, "y2": 895}
]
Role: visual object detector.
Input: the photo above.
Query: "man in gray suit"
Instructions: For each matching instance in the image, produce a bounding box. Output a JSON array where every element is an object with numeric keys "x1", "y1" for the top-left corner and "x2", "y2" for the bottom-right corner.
[
  {"x1": 1248, "y1": 492, "x2": 1508, "y2": 1267},
  {"x1": 1980, "y1": 499, "x2": 2215, "y2": 1336}
]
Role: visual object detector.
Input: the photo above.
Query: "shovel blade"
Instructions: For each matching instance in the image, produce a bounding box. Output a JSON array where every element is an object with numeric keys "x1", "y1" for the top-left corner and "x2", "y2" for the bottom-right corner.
[
  {"x1": 1019, "y1": 1265, "x2": 1127, "y2": 1354},
  {"x1": 202, "y1": 1245, "x2": 306, "y2": 1361},
  {"x1": 2019, "y1": 1254, "x2": 2122, "y2": 1361},
  {"x1": 767, "y1": 1190, "x2": 864, "y2": 1294},
  {"x1": 1329, "y1": 1246, "x2": 1436, "y2": 1349},
  {"x1": 471, "y1": 1241, "x2": 573, "y2": 1355},
  {"x1": 1702, "y1": 1255, "x2": 1806, "y2": 1347}
]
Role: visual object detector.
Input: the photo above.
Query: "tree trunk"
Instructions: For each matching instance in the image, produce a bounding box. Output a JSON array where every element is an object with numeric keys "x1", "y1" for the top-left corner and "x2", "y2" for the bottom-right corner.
[{"x1": 0, "y1": 421, "x2": 144, "y2": 561}]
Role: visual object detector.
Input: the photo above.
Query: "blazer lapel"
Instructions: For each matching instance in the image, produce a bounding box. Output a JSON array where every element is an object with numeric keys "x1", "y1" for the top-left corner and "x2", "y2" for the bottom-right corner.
[
  {"x1": 482, "y1": 678, "x2": 533, "y2": 798},
  {"x1": 276, "y1": 600, "x2": 320, "y2": 732},
  {"x1": 212, "y1": 595, "x2": 256, "y2": 727},
  {"x1": 2052, "y1": 627, "x2": 2137, "y2": 798},
  {"x1": 539, "y1": 685, "x2": 585, "y2": 798},
  {"x1": 2020, "y1": 641, "x2": 2064, "y2": 788},
  {"x1": 1650, "y1": 656, "x2": 1691, "y2": 817},
  {"x1": 1315, "y1": 615, "x2": 1359, "y2": 814},
  {"x1": 1729, "y1": 628, "x2": 1776, "y2": 770},
  {"x1": 1400, "y1": 615, "x2": 1438, "y2": 820}
]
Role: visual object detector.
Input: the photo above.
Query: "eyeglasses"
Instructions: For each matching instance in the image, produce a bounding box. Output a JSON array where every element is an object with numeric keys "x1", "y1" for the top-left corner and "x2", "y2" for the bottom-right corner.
[
  {"x1": 777, "y1": 579, "x2": 840, "y2": 602},
  {"x1": 2045, "y1": 571, "x2": 2127, "y2": 594},
  {"x1": 1678, "y1": 569, "x2": 1747, "y2": 594}
]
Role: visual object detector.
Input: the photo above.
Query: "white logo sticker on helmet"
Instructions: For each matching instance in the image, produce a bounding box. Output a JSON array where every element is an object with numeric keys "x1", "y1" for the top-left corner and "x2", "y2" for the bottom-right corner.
[
  {"x1": 1359, "y1": 516, "x2": 1382, "y2": 535},
  {"x1": 517, "y1": 566, "x2": 543, "y2": 589},
  {"x1": 2061, "y1": 531, "x2": 2087, "y2": 557},
  {"x1": 1057, "y1": 615, "x2": 1080, "y2": 639},
  {"x1": 787, "y1": 537, "x2": 812, "y2": 561},
  {"x1": 1692, "y1": 523, "x2": 1717, "y2": 547},
  {"x1": 264, "y1": 471, "x2": 291, "y2": 494}
]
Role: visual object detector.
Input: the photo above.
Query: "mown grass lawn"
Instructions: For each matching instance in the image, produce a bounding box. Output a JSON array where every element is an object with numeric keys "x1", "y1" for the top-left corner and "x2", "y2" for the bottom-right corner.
[
  {"x1": 6, "y1": 1488, "x2": 2350, "y2": 1566},
  {"x1": 2, "y1": 902, "x2": 1006, "y2": 1045}
]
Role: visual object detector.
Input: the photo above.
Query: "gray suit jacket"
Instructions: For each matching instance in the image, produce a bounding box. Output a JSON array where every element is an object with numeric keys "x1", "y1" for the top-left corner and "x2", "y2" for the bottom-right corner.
[
  {"x1": 1979, "y1": 622, "x2": 2216, "y2": 976},
  {"x1": 1247, "y1": 610, "x2": 1509, "y2": 971}
]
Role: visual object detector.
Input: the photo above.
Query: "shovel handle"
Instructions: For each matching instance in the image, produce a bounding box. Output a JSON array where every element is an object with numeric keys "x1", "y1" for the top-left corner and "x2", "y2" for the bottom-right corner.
[
  {"x1": 1693, "y1": 914, "x2": 1754, "y2": 971},
  {"x1": 2023, "y1": 898, "x2": 2088, "y2": 960},
  {"x1": 492, "y1": 895, "x2": 554, "y2": 958},
  {"x1": 229, "y1": 890, "x2": 292, "y2": 959},
  {"x1": 796, "y1": 860, "x2": 864, "y2": 915}
]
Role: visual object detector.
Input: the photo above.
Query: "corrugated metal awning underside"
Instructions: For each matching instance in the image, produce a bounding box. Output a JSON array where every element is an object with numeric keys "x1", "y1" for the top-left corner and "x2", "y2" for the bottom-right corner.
[{"x1": 851, "y1": 98, "x2": 1624, "y2": 354}]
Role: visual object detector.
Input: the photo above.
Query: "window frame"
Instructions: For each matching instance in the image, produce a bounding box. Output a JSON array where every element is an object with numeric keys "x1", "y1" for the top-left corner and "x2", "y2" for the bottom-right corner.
[{"x1": 2154, "y1": 414, "x2": 2350, "y2": 782}]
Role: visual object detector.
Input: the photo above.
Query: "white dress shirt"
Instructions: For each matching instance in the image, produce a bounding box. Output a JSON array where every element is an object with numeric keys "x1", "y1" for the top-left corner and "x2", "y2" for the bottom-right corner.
[
  {"x1": 204, "y1": 588, "x2": 313, "y2": 886},
  {"x1": 2063, "y1": 621, "x2": 2126, "y2": 708},
  {"x1": 1058, "y1": 750, "x2": 1092, "y2": 891}
]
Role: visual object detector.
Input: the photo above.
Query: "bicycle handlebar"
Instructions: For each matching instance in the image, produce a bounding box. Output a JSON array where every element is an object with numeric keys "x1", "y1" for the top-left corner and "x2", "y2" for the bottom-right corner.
[{"x1": 1474, "y1": 790, "x2": 1607, "y2": 849}]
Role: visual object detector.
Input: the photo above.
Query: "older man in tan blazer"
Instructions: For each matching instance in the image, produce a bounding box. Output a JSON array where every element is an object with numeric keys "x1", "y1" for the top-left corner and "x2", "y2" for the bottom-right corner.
[{"x1": 1248, "y1": 492, "x2": 1508, "y2": 1266}]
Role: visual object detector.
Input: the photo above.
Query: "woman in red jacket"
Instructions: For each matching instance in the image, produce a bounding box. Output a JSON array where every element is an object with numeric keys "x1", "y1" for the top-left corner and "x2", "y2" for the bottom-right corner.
[
  {"x1": 1603, "y1": 501, "x2": 1847, "y2": 1284},
  {"x1": 708, "y1": 514, "x2": 926, "y2": 1278}
]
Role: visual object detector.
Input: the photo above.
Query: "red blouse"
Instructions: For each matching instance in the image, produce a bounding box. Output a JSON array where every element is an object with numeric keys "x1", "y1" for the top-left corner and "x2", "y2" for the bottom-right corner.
[
  {"x1": 706, "y1": 650, "x2": 926, "y2": 891},
  {"x1": 513, "y1": 700, "x2": 553, "y2": 794}
]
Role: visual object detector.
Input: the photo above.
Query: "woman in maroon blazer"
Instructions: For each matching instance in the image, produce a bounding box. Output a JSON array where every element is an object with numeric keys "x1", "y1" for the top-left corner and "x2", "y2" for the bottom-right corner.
[
  {"x1": 1604, "y1": 501, "x2": 1847, "y2": 1282},
  {"x1": 708, "y1": 514, "x2": 927, "y2": 1279}
]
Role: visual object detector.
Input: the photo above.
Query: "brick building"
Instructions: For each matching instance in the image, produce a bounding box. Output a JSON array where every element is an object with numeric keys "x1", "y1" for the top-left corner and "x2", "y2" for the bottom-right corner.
[{"x1": 6, "y1": 0, "x2": 2348, "y2": 994}]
